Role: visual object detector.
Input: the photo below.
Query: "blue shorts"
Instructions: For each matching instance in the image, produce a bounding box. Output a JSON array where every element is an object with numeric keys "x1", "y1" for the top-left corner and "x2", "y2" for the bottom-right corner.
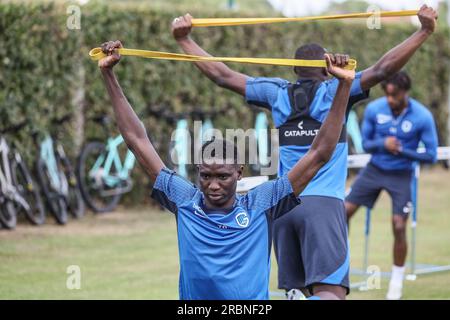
[
  {"x1": 346, "y1": 163, "x2": 413, "y2": 216},
  {"x1": 273, "y1": 196, "x2": 350, "y2": 295}
]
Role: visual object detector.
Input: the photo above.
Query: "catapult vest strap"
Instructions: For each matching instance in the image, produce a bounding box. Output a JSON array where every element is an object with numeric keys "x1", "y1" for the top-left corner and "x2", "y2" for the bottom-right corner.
[{"x1": 278, "y1": 80, "x2": 347, "y2": 147}]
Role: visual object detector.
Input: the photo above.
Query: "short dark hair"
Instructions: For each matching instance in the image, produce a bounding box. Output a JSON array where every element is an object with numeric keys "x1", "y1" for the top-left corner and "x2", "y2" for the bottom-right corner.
[
  {"x1": 294, "y1": 43, "x2": 327, "y2": 76},
  {"x1": 200, "y1": 138, "x2": 242, "y2": 165},
  {"x1": 381, "y1": 71, "x2": 411, "y2": 91},
  {"x1": 295, "y1": 43, "x2": 327, "y2": 60}
]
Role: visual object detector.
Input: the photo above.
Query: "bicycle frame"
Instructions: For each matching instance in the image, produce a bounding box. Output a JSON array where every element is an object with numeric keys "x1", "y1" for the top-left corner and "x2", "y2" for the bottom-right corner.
[
  {"x1": 0, "y1": 137, "x2": 29, "y2": 210},
  {"x1": 347, "y1": 110, "x2": 364, "y2": 154},
  {"x1": 40, "y1": 135, "x2": 68, "y2": 196},
  {"x1": 0, "y1": 137, "x2": 13, "y2": 194},
  {"x1": 89, "y1": 135, "x2": 136, "y2": 188}
]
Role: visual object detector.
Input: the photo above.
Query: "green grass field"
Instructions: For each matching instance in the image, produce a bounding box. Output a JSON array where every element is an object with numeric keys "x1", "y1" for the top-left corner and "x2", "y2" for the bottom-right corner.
[{"x1": 1, "y1": 167, "x2": 449, "y2": 299}]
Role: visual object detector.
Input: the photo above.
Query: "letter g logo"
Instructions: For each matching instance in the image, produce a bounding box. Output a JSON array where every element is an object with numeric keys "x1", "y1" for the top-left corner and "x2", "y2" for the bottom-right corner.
[{"x1": 235, "y1": 212, "x2": 250, "y2": 228}]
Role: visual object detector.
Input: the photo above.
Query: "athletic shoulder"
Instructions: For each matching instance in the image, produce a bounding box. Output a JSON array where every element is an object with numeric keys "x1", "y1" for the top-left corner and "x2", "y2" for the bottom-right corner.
[
  {"x1": 410, "y1": 99, "x2": 432, "y2": 115},
  {"x1": 365, "y1": 97, "x2": 386, "y2": 115},
  {"x1": 151, "y1": 168, "x2": 199, "y2": 214},
  {"x1": 325, "y1": 71, "x2": 369, "y2": 100},
  {"x1": 246, "y1": 77, "x2": 290, "y2": 89},
  {"x1": 410, "y1": 99, "x2": 435, "y2": 123},
  {"x1": 368, "y1": 97, "x2": 387, "y2": 108},
  {"x1": 246, "y1": 77, "x2": 291, "y2": 109},
  {"x1": 244, "y1": 175, "x2": 300, "y2": 219}
]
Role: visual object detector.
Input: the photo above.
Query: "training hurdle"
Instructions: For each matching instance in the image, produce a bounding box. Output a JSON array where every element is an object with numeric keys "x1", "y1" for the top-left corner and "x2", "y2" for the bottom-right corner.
[{"x1": 348, "y1": 146, "x2": 450, "y2": 290}]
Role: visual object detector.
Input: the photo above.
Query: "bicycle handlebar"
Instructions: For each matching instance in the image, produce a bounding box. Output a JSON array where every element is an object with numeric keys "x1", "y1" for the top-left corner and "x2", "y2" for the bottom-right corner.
[{"x1": 0, "y1": 120, "x2": 27, "y2": 134}]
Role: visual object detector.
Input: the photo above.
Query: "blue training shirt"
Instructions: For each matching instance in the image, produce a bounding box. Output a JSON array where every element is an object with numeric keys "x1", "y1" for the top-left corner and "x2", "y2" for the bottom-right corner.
[
  {"x1": 246, "y1": 72, "x2": 369, "y2": 200},
  {"x1": 361, "y1": 97, "x2": 438, "y2": 171},
  {"x1": 151, "y1": 168, "x2": 300, "y2": 300}
]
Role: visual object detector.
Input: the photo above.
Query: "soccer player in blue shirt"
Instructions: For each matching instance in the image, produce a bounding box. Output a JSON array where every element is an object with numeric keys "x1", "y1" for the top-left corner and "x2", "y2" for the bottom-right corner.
[
  {"x1": 98, "y1": 40, "x2": 355, "y2": 300},
  {"x1": 345, "y1": 71, "x2": 438, "y2": 300},
  {"x1": 171, "y1": 5, "x2": 438, "y2": 299}
]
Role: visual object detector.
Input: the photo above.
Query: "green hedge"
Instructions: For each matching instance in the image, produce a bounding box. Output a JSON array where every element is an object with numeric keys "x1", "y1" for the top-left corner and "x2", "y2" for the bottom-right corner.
[{"x1": 1, "y1": 2, "x2": 449, "y2": 203}]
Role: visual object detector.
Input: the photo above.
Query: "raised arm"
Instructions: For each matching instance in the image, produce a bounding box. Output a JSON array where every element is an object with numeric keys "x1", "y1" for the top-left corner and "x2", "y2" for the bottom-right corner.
[
  {"x1": 172, "y1": 14, "x2": 248, "y2": 96},
  {"x1": 360, "y1": 5, "x2": 438, "y2": 91},
  {"x1": 288, "y1": 55, "x2": 354, "y2": 196},
  {"x1": 99, "y1": 41, "x2": 165, "y2": 182}
]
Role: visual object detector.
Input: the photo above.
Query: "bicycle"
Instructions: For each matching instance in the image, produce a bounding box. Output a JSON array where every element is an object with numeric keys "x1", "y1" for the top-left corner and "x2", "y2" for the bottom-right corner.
[
  {"x1": 35, "y1": 115, "x2": 85, "y2": 224},
  {"x1": 77, "y1": 115, "x2": 135, "y2": 213},
  {"x1": 0, "y1": 122, "x2": 45, "y2": 229}
]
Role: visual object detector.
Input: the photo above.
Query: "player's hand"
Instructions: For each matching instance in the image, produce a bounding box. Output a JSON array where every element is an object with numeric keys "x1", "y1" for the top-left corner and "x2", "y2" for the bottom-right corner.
[
  {"x1": 98, "y1": 40, "x2": 122, "y2": 69},
  {"x1": 384, "y1": 136, "x2": 402, "y2": 155},
  {"x1": 325, "y1": 53, "x2": 355, "y2": 82},
  {"x1": 418, "y1": 4, "x2": 438, "y2": 34},
  {"x1": 172, "y1": 13, "x2": 193, "y2": 41}
]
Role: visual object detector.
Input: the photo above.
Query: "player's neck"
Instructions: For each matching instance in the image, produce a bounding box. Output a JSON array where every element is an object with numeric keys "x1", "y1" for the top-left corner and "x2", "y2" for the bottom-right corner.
[
  {"x1": 296, "y1": 71, "x2": 328, "y2": 82},
  {"x1": 392, "y1": 98, "x2": 409, "y2": 117},
  {"x1": 202, "y1": 197, "x2": 236, "y2": 213}
]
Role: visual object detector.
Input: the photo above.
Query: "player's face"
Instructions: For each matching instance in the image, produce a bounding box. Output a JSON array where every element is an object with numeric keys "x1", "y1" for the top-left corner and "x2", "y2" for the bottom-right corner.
[
  {"x1": 198, "y1": 161, "x2": 243, "y2": 209},
  {"x1": 384, "y1": 84, "x2": 408, "y2": 114}
]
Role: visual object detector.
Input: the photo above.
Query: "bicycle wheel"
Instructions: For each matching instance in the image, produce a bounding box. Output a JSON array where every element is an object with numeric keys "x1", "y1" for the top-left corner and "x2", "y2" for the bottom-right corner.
[
  {"x1": 59, "y1": 154, "x2": 85, "y2": 219},
  {"x1": 36, "y1": 158, "x2": 68, "y2": 225},
  {"x1": 0, "y1": 199, "x2": 17, "y2": 229},
  {"x1": 77, "y1": 142, "x2": 122, "y2": 213},
  {"x1": 11, "y1": 156, "x2": 45, "y2": 225}
]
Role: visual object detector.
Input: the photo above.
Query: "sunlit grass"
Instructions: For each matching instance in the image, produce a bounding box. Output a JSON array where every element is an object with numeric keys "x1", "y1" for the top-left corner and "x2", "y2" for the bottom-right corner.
[{"x1": 1, "y1": 167, "x2": 449, "y2": 299}]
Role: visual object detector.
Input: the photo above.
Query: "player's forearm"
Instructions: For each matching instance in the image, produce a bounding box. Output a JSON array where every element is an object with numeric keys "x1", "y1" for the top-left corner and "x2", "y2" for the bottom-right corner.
[
  {"x1": 177, "y1": 37, "x2": 235, "y2": 86},
  {"x1": 399, "y1": 148, "x2": 437, "y2": 163},
  {"x1": 376, "y1": 29, "x2": 430, "y2": 73},
  {"x1": 101, "y1": 69, "x2": 147, "y2": 141},
  {"x1": 311, "y1": 79, "x2": 353, "y2": 161},
  {"x1": 361, "y1": 29, "x2": 431, "y2": 90},
  {"x1": 363, "y1": 138, "x2": 385, "y2": 153},
  {"x1": 101, "y1": 68, "x2": 164, "y2": 180}
]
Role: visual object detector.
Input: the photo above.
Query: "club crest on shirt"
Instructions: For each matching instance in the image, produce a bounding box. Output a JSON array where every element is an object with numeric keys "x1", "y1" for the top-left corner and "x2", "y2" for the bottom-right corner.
[
  {"x1": 401, "y1": 120, "x2": 413, "y2": 133},
  {"x1": 235, "y1": 212, "x2": 250, "y2": 228},
  {"x1": 376, "y1": 114, "x2": 392, "y2": 125}
]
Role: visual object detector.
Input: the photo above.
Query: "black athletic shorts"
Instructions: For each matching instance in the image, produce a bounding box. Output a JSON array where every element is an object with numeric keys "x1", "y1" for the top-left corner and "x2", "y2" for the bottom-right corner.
[
  {"x1": 273, "y1": 196, "x2": 350, "y2": 295},
  {"x1": 346, "y1": 162, "x2": 413, "y2": 216}
]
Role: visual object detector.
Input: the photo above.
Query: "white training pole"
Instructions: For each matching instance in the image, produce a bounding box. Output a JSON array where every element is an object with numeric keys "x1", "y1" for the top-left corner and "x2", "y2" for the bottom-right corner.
[{"x1": 363, "y1": 207, "x2": 371, "y2": 273}]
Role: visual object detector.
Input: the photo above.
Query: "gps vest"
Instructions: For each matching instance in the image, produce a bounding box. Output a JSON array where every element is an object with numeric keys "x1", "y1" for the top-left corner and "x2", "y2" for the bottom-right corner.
[{"x1": 279, "y1": 80, "x2": 347, "y2": 147}]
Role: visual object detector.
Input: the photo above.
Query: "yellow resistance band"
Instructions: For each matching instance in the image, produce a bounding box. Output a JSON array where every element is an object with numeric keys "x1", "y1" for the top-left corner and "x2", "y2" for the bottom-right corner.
[
  {"x1": 89, "y1": 47, "x2": 357, "y2": 70},
  {"x1": 191, "y1": 10, "x2": 418, "y2": 27},
  {"x1": 89, "y1": 10, "x2": 418, "y2": 69}
]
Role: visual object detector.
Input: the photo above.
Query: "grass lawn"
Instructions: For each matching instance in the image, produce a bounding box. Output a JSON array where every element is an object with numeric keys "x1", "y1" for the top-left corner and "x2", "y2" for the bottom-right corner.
[{"x1": 1, "y1": 167, "x2": 449, "y2": 299}]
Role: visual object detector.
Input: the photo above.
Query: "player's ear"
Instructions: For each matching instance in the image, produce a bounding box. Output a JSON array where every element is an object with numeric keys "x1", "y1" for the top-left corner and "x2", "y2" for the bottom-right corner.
[{"x1": 236, "y1": 165, "x2": 244, "y2": 181}]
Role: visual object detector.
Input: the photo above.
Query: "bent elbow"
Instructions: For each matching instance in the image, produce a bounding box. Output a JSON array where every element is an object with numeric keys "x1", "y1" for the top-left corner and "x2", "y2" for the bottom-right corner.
[
  {"x1": 313, "y1": 148, "x2": 333, "y2": 167},
  {"x1": 422, "y1": 150, "x2": 437, "y2": 164},
  {"x1": 373, "y1": 67, "x2": 389, "y2": 83}
]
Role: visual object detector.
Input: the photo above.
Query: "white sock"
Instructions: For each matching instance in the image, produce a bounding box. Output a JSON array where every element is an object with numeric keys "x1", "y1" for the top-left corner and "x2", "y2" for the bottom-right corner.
[
  {"x1": 286, "y1": 289, "x2": 306, "y2": 300},
  {"x1": 390, "y1": 265, "x2": 406, "y2": 287}
]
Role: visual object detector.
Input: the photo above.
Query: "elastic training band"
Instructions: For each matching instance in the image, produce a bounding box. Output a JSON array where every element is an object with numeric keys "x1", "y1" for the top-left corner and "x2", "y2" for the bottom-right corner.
[
  {"x1": 191, "y1": 10, "x2": 418, "y2": 27},
  {"x1": 89, "y1": 48, "x2": 357, "y2": 70},
  {"x1": 89, "y1": 10, "x2": 419, "y2": 69}
]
